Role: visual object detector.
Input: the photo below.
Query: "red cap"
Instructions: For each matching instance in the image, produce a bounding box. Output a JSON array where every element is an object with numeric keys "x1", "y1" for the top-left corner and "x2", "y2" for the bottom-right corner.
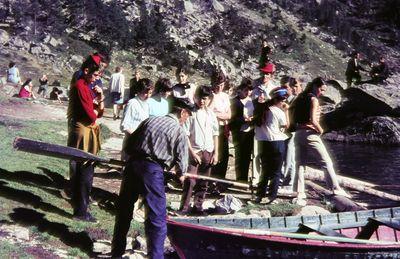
[
  {"x1": 91, "y1": 54, "x2": 101, "y2": 66},
  {"x1": 260, "y1": 63, "x2": 276, "y2": 74}
]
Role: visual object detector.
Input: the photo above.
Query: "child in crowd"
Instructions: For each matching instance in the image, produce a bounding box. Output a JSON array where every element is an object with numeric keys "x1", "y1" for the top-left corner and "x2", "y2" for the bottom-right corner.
[
  {"x1": 148, "y1": 78, "x2": 173, "y2": 117},
  {"x1": 179, "y1": 85, "x2": 219, "y2": 216},
  {"x1": 120, "y1": 78, "x2": 154, "y2": 160},
  {"x1": 172, "y1": 66, "x2": 196, "y2": 103},
  {"x1": 230, "y1": 78, "x2": 255, "y2": 182}
]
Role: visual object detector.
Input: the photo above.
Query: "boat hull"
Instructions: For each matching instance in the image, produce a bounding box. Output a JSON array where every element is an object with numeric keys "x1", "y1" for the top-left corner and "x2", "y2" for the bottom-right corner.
[{"x1": 167, "y1": 220, "x2": 400, "y2": 259}]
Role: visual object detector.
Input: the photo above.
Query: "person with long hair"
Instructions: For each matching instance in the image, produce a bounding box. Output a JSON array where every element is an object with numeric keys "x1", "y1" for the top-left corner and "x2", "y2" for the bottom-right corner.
[
  {"x1": 254, "y1": 88, "x2": 289, "y2": 204},
  {"x1": 18, "y1": 79, "x2": 36, "y2": 99},
  {"x1": 209, "y1": 70, "x2": 231, "y2": 193},
  {"x1": 291, "y1": 77, "x2": 350, "y2": 206}
]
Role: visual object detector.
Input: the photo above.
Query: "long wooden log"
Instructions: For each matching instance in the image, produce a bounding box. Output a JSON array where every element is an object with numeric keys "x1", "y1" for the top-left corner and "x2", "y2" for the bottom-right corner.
[
  {"x1": 13, "y1": 137, "x2": 249, "y2": 189},
  {"x1": 306, "y1": 180, "x2": 366, "y2": 211},
  {"x1": 305, "y1": 168, "x2": 400, "y2": 201}
]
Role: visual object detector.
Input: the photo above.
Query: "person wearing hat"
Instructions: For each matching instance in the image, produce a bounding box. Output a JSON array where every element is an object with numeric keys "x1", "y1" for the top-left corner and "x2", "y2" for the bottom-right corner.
[
  {"x1": 67, "y1": 55, "x2": 105, "y2": 222},
  {"x1": 291, "y1": 77, "x2": 350, "y2": 206},
  {"x1": 253, "y1": 87, "x2": 289, "y2": 204},
  {"x1": 112, "y1": 97, "x2": 195, "y2": 259},
  {"x1": 252, "y1": 62, "x2": 277, "y2": 101},
  {"x1": 251, "y1": 63, "x2": 278, "y2": 188}
]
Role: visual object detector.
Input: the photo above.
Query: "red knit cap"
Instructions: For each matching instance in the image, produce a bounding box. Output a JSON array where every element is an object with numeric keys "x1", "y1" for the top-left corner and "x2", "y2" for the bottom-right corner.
[
  {"x1": 91, "y1": 54, "x2": 101, "y2": 66},
  {"x1": 260, "y1": 63, "x2": 276, "y2": 74}
]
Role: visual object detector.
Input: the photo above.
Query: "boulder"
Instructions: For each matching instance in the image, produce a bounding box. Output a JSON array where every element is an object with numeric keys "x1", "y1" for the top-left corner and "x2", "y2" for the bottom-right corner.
[
  {"x1": 324, "y1": 116, "x2": 400, "y2": 146},
  {"x1": 0, "y1": 29, "x2": 9, "y2": 45},
  {"x1": 212, "y1": 0, "x2": 225, "y2": 12},
  {"x1": 183, "y1": 0, "x2": 195, "y2": 14}
]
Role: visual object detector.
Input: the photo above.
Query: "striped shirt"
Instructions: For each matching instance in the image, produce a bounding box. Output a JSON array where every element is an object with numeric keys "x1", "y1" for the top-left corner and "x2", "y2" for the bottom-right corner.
[{"x1": 124, "y1": 114, "x2": 189, "y2": 175}]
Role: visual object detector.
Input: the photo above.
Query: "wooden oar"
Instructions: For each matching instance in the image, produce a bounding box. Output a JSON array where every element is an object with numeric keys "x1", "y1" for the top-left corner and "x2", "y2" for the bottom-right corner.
[
  {"x1": 305, "y1": 168, "x2": 400, "y2": 202},
  {"x1": 216, "y1": 227, "x2": 399, "y2": 245},
  {"x1": 13, "y1": 137, "x2": 250, "y2": 189}
]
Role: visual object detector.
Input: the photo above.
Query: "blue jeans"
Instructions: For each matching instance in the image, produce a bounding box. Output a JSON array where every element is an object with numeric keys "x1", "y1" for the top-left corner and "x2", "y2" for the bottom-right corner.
[
  {"x1": 112, "y1": 159, "x2": 166, "y2": 259},
  {"x1": 257, "y1": 140, "x2": 286, "y2": 200}
]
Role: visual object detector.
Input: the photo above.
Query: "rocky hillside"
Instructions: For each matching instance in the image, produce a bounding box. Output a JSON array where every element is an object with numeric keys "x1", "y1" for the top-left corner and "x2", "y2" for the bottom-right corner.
[{"x1": 0, "y1": 0, "x2": 399, "y2": 144}]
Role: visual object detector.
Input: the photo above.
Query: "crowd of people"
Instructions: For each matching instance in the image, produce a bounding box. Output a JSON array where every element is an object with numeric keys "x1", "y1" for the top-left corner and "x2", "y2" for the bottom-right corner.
[{"x1": 5, "y1": 44, "x2": 389, "y2": 258}]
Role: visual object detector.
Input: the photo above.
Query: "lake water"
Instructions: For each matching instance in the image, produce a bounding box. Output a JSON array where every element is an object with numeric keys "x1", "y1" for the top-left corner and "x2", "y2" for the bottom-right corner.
[{"x1": 325, "y1": 142, "x2": 400, "y2": 189}]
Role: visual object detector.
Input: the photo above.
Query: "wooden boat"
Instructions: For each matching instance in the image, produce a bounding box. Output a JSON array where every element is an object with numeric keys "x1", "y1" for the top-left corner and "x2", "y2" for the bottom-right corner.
[{"x1": 167, "y1": 207, "x2": 400, "y2": 258}]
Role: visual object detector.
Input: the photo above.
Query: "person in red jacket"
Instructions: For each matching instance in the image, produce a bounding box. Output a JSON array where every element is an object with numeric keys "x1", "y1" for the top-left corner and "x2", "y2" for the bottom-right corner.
[{"x1": 67, "y1": 54, "x2": 106, "y2": 222}]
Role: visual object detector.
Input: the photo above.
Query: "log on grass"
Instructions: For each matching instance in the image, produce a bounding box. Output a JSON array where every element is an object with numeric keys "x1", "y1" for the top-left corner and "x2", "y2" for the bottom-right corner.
[{"x1": 305, "y1": 168, "x2": 400, "y2": 202}]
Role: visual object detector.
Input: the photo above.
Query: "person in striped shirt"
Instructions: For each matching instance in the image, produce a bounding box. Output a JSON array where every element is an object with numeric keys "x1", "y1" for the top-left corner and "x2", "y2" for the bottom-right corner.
[{"x1": 112, "y1": 98, "x2": 195, "y2": 259}]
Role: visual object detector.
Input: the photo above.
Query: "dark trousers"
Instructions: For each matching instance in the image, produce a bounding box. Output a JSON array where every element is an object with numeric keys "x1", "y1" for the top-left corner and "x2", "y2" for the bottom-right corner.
[
  {"x1": 112, "y1": 159, "x2": 166, "y2": 259},
  {"x1": 257, "y1": 140, "x2": 286, "y2": 200},
  {"x1": 70, "y1": 161, "x2": 94, "y2": 216},
  {"x1": 233, "y1": 130, "x2": 254, "y2": 182},
  {"x1": 211, "y1": 126, "x2": 229, "y2": 182},
  {"x1": 180, "y1": 151, "x2": 213, "y2": 212}
]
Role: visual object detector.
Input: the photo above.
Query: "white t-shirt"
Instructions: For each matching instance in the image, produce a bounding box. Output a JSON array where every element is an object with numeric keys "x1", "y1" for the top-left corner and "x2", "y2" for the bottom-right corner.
[
  {"x1": 184, "y1": 108, "x2": 219, "y2": 153},
  {"x1": 255, "y1": 106, "x2": 288, "y2": 141},
  {"x1": 240, "y1": 97, "x2": 254, "y2": 132}
]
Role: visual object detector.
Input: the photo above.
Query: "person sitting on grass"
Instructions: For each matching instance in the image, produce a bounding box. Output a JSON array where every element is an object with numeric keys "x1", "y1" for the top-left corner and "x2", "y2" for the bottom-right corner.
[
  {"x1": 18, "y1": 79, "x2": 36, "y2": 99},
  {"x1": 49, "y1": 87, "x2": 63, "y2": 103}
]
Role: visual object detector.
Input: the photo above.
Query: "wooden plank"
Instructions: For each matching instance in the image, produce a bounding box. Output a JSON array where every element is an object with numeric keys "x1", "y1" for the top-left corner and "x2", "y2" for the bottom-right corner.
[
  {"x1": 302, "y1": 215, "x2": 321, "y2": 225},
  {"x1": 320, "y1": 213, "x2": 339, "y2": 225},
  {"x1": 251, "y1": 217, "x2": 269, "y2": 229},
  {"x1": 338, "y1": 211, "x2": 357, "y2": 224},
  {"x1": 297, "y1": 223, "x2": 348, "y2": 238},
  {"x1": 269, "y1": 217, "x2": 285, "y2": 229},
  {"x1": 393, "y1": 207, "x2": 400, "y2": 218},
  {"x1": 284, "y1": 215, "x2": 302, "y2": 228},
  {"x1": 356, "y1": 209, "x2": 375, "y2": 222}
]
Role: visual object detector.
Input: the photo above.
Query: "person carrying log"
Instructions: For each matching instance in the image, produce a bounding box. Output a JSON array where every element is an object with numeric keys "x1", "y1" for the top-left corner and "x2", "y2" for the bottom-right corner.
[{"x1": 111, "y1": 97, "x2": 195, "y2": 259}]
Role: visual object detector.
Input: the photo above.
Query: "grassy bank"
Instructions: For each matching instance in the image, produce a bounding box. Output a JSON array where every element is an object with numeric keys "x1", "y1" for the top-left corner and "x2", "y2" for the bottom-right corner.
[{"x1": 0, "y1": 117, "x2": 138, "y2": 258}]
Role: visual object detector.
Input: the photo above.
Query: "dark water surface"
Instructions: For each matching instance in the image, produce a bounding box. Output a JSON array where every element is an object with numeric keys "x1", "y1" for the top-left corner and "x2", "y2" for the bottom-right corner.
[{"x1": 325, "y1": 142, "x2": 400, "y2": 188}]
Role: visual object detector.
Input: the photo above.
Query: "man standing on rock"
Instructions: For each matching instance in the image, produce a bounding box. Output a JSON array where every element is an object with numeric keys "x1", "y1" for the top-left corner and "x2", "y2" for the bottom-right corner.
[
  {"x1": 111, "y1": 98, "x2": 195, "y2": 259},
  {"x1": 345, "y1": 51, "x2": 366, "y2": 87}
]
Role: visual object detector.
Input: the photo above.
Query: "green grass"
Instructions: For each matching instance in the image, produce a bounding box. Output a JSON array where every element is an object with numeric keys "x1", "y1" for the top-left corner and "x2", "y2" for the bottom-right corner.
[
  {"x1": 0, "y1": 240, "x2": 32, "y2": 259},
  {"x1": 0, "y1": 117, "x2": 141, "y2": 257},
  {"x1": 240, "y1": 201, "x2": 301, "y2": 217}
]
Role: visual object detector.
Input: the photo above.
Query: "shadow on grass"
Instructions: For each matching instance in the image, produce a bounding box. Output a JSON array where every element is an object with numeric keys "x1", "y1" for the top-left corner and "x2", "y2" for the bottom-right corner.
[
  {"x1": 39, "y1": 167, "x2": 119, "y2": 212},
  {"x1": 0, "y1": 180, "x2": 71, "y2": 218},
  {"x1": 0, "y1": 169, "x2": 64, "y2": 198},
  {"x1": 10, "y1": 208, "x2": 93, "y2": 256},
  {"x1": 0, "y1": 167, "x2": 118, "y2": 214}
]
